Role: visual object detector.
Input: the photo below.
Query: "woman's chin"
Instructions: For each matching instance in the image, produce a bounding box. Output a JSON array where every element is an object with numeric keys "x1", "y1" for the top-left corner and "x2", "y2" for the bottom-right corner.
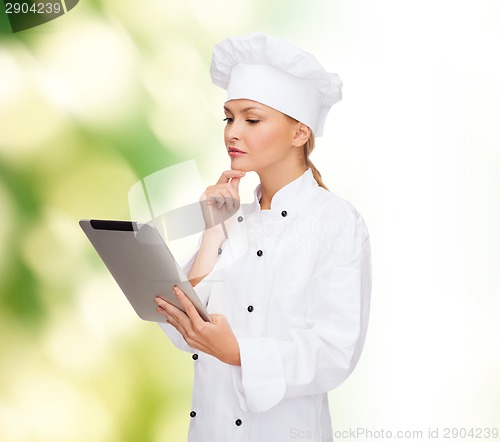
[{"x1": 229, "y1": 159, "x2": 253, "y2": 172}]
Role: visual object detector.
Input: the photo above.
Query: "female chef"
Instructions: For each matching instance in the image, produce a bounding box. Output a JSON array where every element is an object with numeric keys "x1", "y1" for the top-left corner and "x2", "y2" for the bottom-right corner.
[{"x1": 155, "y1": 32, "x2": 371, "y2": 442}]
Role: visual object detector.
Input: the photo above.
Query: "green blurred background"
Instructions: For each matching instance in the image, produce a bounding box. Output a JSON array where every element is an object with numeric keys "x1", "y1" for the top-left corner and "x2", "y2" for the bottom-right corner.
[{"x1": 1, "y1": 1, "x2": 499, "y2": 441}]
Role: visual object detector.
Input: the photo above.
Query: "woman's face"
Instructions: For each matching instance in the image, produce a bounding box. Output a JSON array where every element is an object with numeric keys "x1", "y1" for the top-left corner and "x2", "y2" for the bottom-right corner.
[{"x1": 223, "y1": 99, "x2": 302, "y2": 173}]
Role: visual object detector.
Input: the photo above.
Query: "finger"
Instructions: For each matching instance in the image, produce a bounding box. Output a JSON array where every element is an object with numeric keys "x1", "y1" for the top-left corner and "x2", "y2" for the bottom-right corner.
[
  {"x1": 228, "y1": 176, "x2": 241, "y2": 193},
  {"x1": 210, "y1": 185, "x2": 240, "y2": 212},
  {"x1": 206, "y1": 189, "x2": 235, "y2": 212},
  {"x1": 211, "y1": 191, "x2": 225, "y2": 209},
  {"x1": 155, "y1": 302, "x2": 189, "y2": 336},
  {"x1": 155, "y1": 300, "x2": 177, "y2": 322},
  {"x1": 223, "y1": 183, "x2": 240, "y2": 211},
  {"x1": 173, "y1": 286, "x2": 205, "y2": 329},
  {"x1": 161, "y1": 300, "x2": 194, "y2": 335},
  {"x1": 155, "y1": 297, "x2": 171, "y2": 318},
  {"x1": 211, "y1": 185, "x2": 236, "y2": 211},
  {"x1": 156, "y1": 306, "x2": 176, "y2": 325},
  {"x1": 216, "y1": 190, "x2": 234, "y2": 211},
  {"x1": 156, "y1": 299, "x2": 192, "y2": 340},
  {"x1": 155, "y1": 297, "x2": 185, "y2": 325},
  {"x1": 216, "y1": 169, "x2": 245, "y2": 185},
  {"x1": 155, "y1": 296, "x2": 183, "y2": 315},
  {"x1": 200, "y1": 187, "x2": 223, "y2": 206}
]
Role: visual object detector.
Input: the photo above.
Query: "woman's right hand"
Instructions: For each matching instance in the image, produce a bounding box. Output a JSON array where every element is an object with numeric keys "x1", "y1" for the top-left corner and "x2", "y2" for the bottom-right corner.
[{"x1": 200, "y1": 169, "x2": 246, "y2": 235}]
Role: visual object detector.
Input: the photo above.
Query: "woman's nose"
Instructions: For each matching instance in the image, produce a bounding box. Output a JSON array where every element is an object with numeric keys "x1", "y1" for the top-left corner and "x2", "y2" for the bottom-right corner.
[{"x1": 225, "y1": 120, "x2": 241, "y2": 141}]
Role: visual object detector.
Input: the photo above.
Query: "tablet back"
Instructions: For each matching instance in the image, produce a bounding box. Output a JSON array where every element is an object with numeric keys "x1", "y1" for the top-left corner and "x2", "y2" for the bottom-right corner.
[{"x1": 80, "y1": 219, "x2": 210, "y2": 322}]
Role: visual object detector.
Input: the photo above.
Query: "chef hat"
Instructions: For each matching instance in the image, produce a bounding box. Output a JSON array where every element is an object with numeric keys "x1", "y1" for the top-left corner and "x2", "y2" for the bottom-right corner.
[{"x1": 210, "y1": 32, "x2": 342, "y2": 137}]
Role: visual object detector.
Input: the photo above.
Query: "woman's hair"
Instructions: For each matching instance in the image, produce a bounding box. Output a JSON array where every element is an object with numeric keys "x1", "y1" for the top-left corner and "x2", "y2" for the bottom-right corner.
[
  {"x1": 303, "y1": 133, "x2": 329, "y2": 191},
  {"x1": 287, "y1": 115, "x2": 330, "y2": 191}
]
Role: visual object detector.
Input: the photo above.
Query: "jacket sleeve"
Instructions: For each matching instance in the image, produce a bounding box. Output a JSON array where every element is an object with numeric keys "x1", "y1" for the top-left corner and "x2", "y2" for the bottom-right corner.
[
  {"x1": 158, "y1": 233, "x2": 213, "y2": 353},
  {"x1": 230, "y1": 206, "x2": 372, "y2": 413}
]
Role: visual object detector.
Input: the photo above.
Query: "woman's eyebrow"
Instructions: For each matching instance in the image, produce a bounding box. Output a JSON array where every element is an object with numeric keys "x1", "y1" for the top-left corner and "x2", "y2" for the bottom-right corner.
[{"x1": 223, "y1": 106, "x2": 261, "y2": 113}]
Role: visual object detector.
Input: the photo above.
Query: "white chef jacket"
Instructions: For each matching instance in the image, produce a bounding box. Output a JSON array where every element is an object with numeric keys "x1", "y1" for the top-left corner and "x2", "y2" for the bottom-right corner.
[{"x1": 159, "y1": 168, "x2": 371, "y2": 442}]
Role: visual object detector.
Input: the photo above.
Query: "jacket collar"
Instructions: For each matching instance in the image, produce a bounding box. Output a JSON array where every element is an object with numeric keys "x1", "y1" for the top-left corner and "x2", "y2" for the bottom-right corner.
[{"x1": 251, "y1": 168, "x2": 318, "y2": 213}]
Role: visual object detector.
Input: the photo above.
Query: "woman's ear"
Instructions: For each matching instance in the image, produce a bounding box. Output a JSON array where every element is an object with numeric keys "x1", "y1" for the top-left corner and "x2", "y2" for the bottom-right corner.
[{"x1": 291, "y1": 123, "x2": 311, "y2": 147}]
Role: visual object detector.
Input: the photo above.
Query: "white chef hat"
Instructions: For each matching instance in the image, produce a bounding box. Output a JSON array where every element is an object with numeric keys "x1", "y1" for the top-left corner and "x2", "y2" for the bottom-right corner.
[{"x1": 210, "y1": 32, "x2": 342, "y2": 137}]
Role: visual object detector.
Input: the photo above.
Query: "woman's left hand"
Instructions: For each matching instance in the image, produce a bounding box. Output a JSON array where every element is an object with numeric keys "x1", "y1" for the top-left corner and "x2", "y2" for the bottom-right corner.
[{"x1": 155, "y1": 287, "x2": 241, "y2": 366}]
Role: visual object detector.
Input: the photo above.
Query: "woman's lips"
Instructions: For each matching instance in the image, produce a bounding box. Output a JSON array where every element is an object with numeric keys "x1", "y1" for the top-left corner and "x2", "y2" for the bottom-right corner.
[{"x1": 228, "y1": 148, "x2": 247, "y2": 157}]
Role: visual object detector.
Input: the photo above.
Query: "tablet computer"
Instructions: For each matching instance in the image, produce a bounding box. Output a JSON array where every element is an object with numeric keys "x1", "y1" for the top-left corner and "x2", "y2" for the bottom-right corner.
[{"x1": 80, "y1": 219, "x2": 210, "y2": 322}]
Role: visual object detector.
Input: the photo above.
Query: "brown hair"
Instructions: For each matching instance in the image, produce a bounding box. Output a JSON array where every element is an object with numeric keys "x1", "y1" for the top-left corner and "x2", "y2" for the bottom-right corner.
[{"x1": 303, "y1": 133, "x2": 329, "y2": 191}]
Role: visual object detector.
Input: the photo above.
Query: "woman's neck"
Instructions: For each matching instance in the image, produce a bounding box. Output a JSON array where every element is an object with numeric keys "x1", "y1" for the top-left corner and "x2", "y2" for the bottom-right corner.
[{"x1": 257, "y1": 165, "x2": 307, "y2": 210}]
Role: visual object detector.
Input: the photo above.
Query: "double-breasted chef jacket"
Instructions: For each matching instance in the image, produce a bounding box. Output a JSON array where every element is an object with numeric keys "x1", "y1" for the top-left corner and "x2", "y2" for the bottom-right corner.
[{"x1": 159, "y1": 168, "x2": 372, "y2": 442}]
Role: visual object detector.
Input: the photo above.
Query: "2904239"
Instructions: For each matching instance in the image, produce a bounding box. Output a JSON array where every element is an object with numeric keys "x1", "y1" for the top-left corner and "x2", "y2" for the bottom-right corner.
[{"x1": 5, "y1": 2, "x2": 62, "y2": 14}]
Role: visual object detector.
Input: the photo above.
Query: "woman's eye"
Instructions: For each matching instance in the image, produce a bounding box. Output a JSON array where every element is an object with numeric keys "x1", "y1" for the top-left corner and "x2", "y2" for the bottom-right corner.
[
  {"x1": 223, "y1": 117, "x2": 233, "y2": 123},
  {"x1": 246, "y1": 119, "x2": 260, "y2": 124}
]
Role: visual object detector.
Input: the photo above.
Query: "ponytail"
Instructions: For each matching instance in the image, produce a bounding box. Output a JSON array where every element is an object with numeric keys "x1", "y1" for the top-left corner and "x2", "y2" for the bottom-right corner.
[{"x1": 303, "y1": 134, "x2": 329, "y2": 191}]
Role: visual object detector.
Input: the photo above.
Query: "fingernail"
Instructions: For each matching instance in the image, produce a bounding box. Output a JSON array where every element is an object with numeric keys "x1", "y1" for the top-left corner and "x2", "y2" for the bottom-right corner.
[{"x1": 240, "y1": 171, "x2": 245, "y2": 175}]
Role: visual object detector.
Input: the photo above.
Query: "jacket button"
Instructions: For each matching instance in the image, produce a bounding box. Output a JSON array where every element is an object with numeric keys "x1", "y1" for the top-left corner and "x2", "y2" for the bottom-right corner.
[
  {"x1": 281, "y1": 210, "x2": 288, "y2": 217},
  {"x1": 192, "y1": 353, "x2": 198, "y2": 360},
  {"x1": 190, "y1": 411, "x2": 196, "y2": 418},
  {"x1": 218, "y1": 247, "x2": 223, "y2": 255},
  {"x1": 237, "y1": 216, "x2": 244, "y2": 222},
  {"x1": 235, "y1": 419, "x2": 242, "y2": 426},
  {"x1": 256, "y1": 250, "x2": 263, "y2": 257},
  {"x1": 247, "y1": 305, "x2": 254, "y2": 312}
]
